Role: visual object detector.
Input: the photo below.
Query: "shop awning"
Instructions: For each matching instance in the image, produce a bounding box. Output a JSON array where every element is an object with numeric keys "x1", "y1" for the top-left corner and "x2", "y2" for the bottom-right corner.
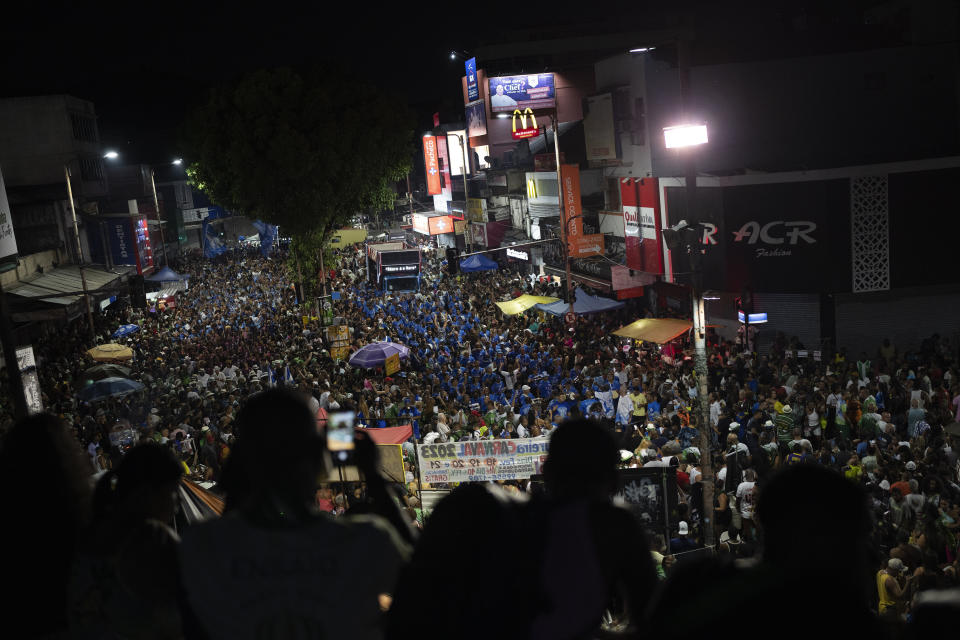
[
  {"x1": 363, "y1": 425, "x2": 413, "y2": 444},
  {"x1": 5, "y1": 265, "x2": 130, "y2": 322},
  {"x1": 535, "y1": 287, "x2": 625, "y2": 316},
  {"x1": 613, "y1": 318, "x2": 693, "y2": 344},
  {"x1": 495, "y1": 294, "x2": 561, "y2": 316}
]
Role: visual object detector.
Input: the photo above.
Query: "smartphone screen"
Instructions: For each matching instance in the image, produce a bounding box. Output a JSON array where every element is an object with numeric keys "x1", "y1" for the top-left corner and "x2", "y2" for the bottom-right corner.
[{"x1": 327, "y1": 411, "x2": 355, "y2": 464}]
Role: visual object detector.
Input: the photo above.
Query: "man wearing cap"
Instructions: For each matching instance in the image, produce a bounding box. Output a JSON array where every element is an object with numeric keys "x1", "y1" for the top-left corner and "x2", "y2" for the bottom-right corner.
[
  {"x1": 775, "y1": 405, "x2": 795, "y2": 445},
  {"x1": 669, "y1": 521, "x2": 698, "y2": 553},
  {"x1": 877, "y1": 558, "x2": 922, "y2": 619}
]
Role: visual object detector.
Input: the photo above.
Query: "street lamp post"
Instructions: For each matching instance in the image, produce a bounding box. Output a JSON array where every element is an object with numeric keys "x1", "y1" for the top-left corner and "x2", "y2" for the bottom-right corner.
[
  {"x1": 664, "y1": 118, "x2": 714, "y2": 547},
  {"x1": 451, "y1": 132, "x2": 472, "y2": 254},
  {"x1": 148, "y1": 168, "x2": 169, "y2": 268},
  {"x1": 63, "y1": 164, "x2": 96, "y2": 338},
  {"x1": 551, "y1": 114, "x2": 574, "y2": 320}
]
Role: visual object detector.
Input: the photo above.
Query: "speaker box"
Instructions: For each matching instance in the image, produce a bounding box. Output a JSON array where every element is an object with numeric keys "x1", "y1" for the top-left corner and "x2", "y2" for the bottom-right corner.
[{"x1": 129, "y1": 275, "x2": 146, "y2": 308}]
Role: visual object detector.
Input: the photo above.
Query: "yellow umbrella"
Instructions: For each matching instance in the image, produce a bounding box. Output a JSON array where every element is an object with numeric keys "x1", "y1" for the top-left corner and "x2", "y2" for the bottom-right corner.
[{"x1": 86, "y1": 343, "x2": 135, "y2": 362}]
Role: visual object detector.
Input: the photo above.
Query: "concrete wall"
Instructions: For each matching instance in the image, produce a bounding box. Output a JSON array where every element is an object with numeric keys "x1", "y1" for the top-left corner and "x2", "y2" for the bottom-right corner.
[
  {"x1": 593, "y1": 53, "x2": 655, "y2": 179},
  {"x1": 0, "y1": 96, "x2": 105, "y2": 197},
  {"x1": 0, "y1": 249, "x2": 67, "y2": 288},
  {"x1": 646, "y1": 43, "x2": 960, "y2": 176}
]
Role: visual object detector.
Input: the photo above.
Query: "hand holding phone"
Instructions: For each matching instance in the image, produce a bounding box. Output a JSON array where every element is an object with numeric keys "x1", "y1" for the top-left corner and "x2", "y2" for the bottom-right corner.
[{"x1": 327, "y1": 411, "x2": 356, "y2": 465}]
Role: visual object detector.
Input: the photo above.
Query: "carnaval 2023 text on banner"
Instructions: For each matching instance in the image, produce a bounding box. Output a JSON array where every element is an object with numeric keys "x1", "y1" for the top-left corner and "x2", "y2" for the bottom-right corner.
[{"x1": 417, "y1": 437, "x2": 550, "y2": 483}]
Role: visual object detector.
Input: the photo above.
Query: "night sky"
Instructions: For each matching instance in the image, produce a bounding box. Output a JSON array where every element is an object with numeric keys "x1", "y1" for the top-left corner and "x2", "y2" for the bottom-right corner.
[{"x1": 2, "y1": 1, "x2": 892, "y2": 165}]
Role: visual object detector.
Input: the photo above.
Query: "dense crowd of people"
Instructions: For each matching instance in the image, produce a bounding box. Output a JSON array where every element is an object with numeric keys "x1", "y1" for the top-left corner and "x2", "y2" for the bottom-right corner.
[{"x1": 0, "y1": 239, "x2": 958, "y2": 638}]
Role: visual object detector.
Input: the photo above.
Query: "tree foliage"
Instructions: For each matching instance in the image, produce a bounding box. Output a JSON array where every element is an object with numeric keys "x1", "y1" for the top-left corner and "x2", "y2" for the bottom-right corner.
[{"x1": 181, "y1": 65, "x2": 413, "y2": 239}]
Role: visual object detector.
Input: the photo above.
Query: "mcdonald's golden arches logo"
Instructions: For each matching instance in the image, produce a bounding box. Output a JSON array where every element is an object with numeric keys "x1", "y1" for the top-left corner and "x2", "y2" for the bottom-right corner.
[{"x1": 511, "y1": 108, "x2": 539, "y2": 140}]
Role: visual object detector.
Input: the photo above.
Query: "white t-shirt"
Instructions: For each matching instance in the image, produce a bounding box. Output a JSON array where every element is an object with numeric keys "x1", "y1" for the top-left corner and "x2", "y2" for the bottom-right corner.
[{"x1": 736, "y1": 481, "x2": 757, "y2": 519}]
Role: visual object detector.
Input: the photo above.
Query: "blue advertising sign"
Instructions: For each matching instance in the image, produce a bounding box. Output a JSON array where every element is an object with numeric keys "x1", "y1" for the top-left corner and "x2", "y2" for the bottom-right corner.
[
  {"x1": 108, "y1": 219, "x2": 136, "y2": 266},
  {"x1": 488, "y1": 73, "x2": 555, "y2": 113},
  {"x1": 465, "y1": 57, "x2": 479, "y2": 102}
]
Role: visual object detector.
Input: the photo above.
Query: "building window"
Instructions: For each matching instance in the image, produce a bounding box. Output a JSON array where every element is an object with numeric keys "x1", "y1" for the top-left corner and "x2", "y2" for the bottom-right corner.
[
  {"x1": 70, "y1": 113, "x2": 97, "y2": 142},
  {"x1": 79, "y1": 157, "x2": 103, "y2": 182}
]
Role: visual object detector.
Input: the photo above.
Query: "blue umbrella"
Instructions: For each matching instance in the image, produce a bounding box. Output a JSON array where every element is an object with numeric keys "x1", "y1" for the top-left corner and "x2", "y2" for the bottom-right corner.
[
  {"x1": 112, "y1": 324, "x2": 140, "y2": 339},
  {"x1": 348, "y1": 342, "x2": 410, "y2": 369},
  {"x1": 76, "y1": 377, "x2": 145, "y2": 402}
]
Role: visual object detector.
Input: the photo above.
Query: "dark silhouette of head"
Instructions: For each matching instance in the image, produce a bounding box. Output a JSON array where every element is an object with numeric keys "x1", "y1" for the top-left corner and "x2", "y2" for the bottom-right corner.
[
  {"x1": 544, "y1": 418, "x2": 619, "y2": 500},
  {"x1": 758, "y1": 464, "x2": 872, "y2": 576},
  {"x1": 220, "y1": 387, "x2": 325, "y2": 515},
  {"x1": 93, "y1": 442, "x2": 183, "y2": 523}
]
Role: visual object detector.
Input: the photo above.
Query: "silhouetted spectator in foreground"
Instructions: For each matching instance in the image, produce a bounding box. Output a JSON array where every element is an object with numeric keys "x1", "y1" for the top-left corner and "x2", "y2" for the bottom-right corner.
[
  {"x1": 648, "y1": 464, "x2": 888, "y2": 640},
  {"x1": 0, "y1": 413, "x2": 92, "y2": 638},
  {"x1": 388, "y1": 418, "x2": 657, "y2": 640},
  {"x1": 69, "y1": 442, "x2": 184, "y2": 639},
  {"x1": 178, "y1": 388, "x2": 409, "y2": 640}
]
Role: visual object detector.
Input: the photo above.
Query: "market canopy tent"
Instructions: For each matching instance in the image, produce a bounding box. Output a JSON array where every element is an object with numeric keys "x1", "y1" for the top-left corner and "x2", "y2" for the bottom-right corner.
[
  {"x1": 459, "y1": 254, "x2": 498, "y2": 273},
  {"x1": 535, "y1": 287, "x2": 625, "y2": 316},
  {"x1": 613, "y1": 318, "x2": 693, "y2": 344},
  {"x1": 495, "y1": 294, "x2": 561, "y2": 316},
  {"x1": 145, "y1": 266, "x2": 190, "y2": 282}
]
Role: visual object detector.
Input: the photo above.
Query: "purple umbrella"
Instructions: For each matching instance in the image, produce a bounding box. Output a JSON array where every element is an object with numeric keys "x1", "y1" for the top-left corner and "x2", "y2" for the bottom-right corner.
[
  {"x1": 373, "y1": 341, "x2": 410, "y2": 359},
  {"x1": 348, "y1": 342, "x2": 411, "y2": 369}
]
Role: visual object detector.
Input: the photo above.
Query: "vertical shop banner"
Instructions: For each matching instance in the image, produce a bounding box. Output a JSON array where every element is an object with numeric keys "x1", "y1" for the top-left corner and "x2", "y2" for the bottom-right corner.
[
  {"x1": 465, "y1": 57, "x2": 479, "y2": 102},
  {"x1": 560, "y1": 164, "x2": 583, "y2": 256},
  {"x1": 423, "y1": 136, "x2": 442, "y2": 195},
  {"x1": 621, "y1": 177, "x2": 662, "y2": 272},
  {"x1": 0, "y1": 168, "x2": 19, "y2": 261},
  {"x1": 637, "y1": 177, "x2": 662, "y2": 273}
]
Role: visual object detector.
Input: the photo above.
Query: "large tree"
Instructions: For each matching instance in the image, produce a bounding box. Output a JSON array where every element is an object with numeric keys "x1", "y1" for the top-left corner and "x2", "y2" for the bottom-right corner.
[{"x1": 181, "y1": 64, "x2": 412, "y2": 292}]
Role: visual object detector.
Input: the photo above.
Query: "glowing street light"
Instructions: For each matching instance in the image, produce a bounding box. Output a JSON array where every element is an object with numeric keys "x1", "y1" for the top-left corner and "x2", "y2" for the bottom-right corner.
[
  {"x1": 103, "y1": 150, "x2": 119, "y2": 159},
  {"x1": 663, "y1": 124, "x2": 708, "y2": 149},
  {"x1": 172, "y1": 158, "x2": 183, "y2": 165}
]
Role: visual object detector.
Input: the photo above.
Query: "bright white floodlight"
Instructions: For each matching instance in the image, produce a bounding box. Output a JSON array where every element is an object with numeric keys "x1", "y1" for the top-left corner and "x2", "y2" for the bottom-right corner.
[{"x1": 663, "y1": 124, "x2": 708, "y2": 149}]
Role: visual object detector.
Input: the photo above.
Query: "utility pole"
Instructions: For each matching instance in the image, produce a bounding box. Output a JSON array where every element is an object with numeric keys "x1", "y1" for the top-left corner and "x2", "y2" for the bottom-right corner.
[
  {"x1": 64, "y1": 165, "x2": 96, "y2": 338},
  {"x1": 677, "y1": 36, "x2": 716, "y2": 549},
  {"x1": 149, "y1": 168, "x2": 169, "y2": 268}
]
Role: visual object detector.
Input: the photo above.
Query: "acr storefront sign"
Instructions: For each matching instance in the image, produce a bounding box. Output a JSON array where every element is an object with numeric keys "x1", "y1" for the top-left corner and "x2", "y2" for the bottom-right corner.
[
  {"x1": 417, "y1": 437, "x2": 550, "y2": 483},
  {"x1": 506, "y1": 248, "x2": 529, "y2": 260},
  {"x1": 665, "y1": 179, "x2": 851, "y2": 293},
  {"x1": 488, "y1": 73, "x2": 556, "y2": 113},
  {"x1": 423, "y1": 136, "x2": 442, "y2": 195},
  {"x1": 0, "y1": 168, "x2": 19, "y2": 261}
]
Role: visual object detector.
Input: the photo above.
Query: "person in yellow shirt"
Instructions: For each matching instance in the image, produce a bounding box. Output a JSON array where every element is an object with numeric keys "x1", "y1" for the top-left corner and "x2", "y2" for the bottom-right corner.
[
  {"x1": 877, "y1": 558, "x2": 921, "y2": 619},
  {"x1": 629, "y1": 386, "x2": 647, "y2": 424}
]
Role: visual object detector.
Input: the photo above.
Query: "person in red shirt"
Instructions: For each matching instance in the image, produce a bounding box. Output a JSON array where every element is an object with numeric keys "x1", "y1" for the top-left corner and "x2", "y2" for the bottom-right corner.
[{"x1": 890, "y1": 473, "x2": 911, "y2": 500}]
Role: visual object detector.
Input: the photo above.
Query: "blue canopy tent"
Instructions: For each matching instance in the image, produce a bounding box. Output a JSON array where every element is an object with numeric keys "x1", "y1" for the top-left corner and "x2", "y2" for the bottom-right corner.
[
  {"x1": 535, "y1": 287, "x2": 626, "y2": 316},
  {"x1": 459, "y1": 254, "x2": 498, "y2": 273},
  {"x1": 146, "y1": 266, "x2": 189, "y2": 283}
]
